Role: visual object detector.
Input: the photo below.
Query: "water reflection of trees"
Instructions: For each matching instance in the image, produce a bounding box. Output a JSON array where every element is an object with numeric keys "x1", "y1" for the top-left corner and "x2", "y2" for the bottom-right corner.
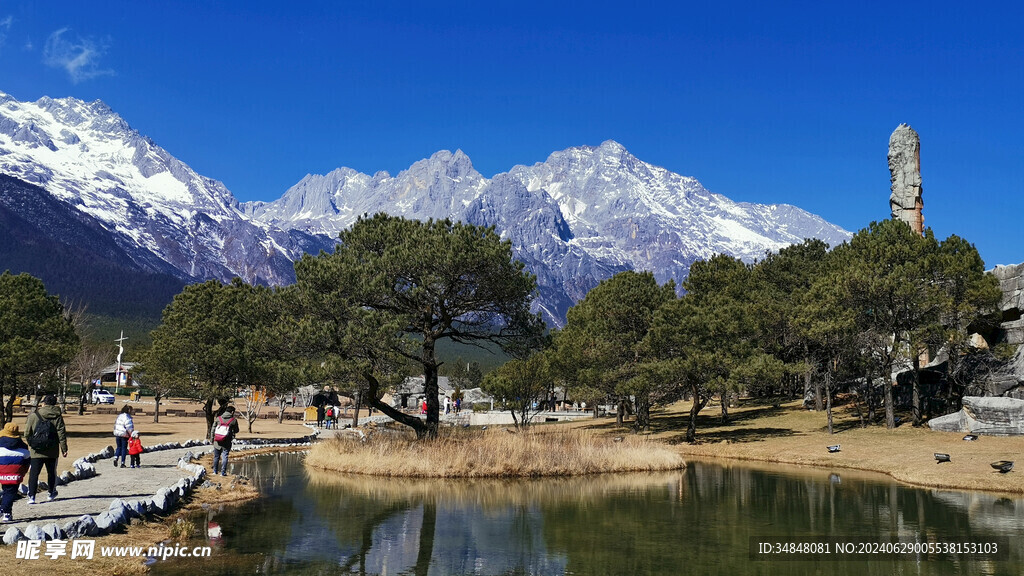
[{"x1": 159, "y1": 454, "x2": 1024, "y2": 576}]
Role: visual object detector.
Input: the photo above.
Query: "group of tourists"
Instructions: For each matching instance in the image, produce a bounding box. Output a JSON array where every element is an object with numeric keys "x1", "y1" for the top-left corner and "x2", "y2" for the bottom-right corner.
[
  {"x1": 312, "y1": 386, "x2": 342, "y2": 428},
  {"x1": 0, "y1": 394, "x2": 242, "y2": 524},
  {"x1": 0, "y1": 394, "x2": 68, "y2": 523},
  {"x1": 442, "y1": 396, "x2": 462, "y2": 415}
]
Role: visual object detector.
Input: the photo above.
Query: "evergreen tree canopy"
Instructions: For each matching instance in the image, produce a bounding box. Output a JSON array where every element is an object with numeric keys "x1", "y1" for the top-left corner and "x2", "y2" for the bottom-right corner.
[
  {"x1": 0, "y1": 272, "x2": 79, "y2": 424},
  {"x1": 294, "y1": 213, "x2": 544, "y2": 438}
]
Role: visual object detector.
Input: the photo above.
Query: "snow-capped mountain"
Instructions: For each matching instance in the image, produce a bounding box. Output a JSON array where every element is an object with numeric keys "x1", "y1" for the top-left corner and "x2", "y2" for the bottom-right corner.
[
  {"x1": 245, "y1": 140, "x2": 851, "y2": 323},
  {"x1": 0, "y1": 90, "x2": 850, "y2": 326},
  {"x1": 0, "y1": 91, "x2": 329, "y2": 286}
]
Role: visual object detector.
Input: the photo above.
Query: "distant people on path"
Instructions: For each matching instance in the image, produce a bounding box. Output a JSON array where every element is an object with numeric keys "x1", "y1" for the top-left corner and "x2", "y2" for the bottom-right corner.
[
  {"x1": 211, "y1": 406, "x2": 240, "y2": 476},
  {"x1": 24, "y1": 394, "x2": 67, "y2": 504},
  {"x1": 324, "y1": 406, "x2": 335, "y2": 430},
  {"x1": 0, "y1": 423, "x2": 30, "y2": 523},
  {"x1": 454, "y1": 397, "x2": 461, "y2": 414},
  {"x1": 128, "y1": 431, "x2": 143, "y2": 468},
  {"x1": 311, "y1": 386, "x2": 342, "y2": 428},
  {"x1": 444, "y1": 396, "x2": 451, "y2": 415},
  {"x1": 420, "y1": 398, "x2": 427, "y2": 415},
  {"x1": 113, "y1": 405, "x2": 135, "y2": 468}
]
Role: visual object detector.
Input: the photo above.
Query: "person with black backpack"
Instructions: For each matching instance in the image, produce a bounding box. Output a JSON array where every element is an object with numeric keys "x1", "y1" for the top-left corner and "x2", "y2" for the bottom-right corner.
[
  {"x1": 210, "y1": 406, "x2": 239, "y2": 477},
  {"x1": 24, "y1": 394, "x2": 68, "y2": 504}
]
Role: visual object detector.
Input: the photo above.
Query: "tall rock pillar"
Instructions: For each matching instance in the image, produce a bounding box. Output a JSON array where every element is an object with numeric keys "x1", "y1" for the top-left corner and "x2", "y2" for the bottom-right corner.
[{"x1": 888, "y1": 124, "x2": 924, "y2": 235}]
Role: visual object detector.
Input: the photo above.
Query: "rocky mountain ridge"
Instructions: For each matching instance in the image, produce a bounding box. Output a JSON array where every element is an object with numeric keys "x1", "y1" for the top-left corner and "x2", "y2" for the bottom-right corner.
[{"x1": 0, "y1": 90, "x2": 851, "y2": 325}]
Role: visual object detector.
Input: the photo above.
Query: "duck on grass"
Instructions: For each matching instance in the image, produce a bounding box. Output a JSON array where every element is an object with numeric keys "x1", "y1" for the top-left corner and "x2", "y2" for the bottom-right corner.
[{"x1": 305, "y1": 428, "x2": 685, "y2": 478}]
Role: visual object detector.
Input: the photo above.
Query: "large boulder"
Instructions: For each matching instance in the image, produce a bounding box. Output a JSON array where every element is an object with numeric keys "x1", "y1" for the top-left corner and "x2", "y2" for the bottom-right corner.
[
  {"x1": 928, "y1": 396, "x2": 1024, "y2": 435},
  {"x1": 3, "y1": 526, "x2": 24, "y2": 545},
  {"x1": 63, "y1": 515, "x2": 99, "y2": 538}
]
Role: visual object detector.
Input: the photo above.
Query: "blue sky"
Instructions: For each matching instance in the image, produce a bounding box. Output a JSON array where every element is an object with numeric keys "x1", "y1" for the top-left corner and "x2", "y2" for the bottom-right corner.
[{"x1": 1, "y1": 1, "x2": 1021, "y2": 265}]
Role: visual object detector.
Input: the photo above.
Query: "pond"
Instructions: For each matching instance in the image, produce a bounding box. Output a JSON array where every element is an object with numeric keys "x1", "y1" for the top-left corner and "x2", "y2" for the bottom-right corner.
[{"x1": 151, "y1": 452, "x2": 1023, "y2": 575}]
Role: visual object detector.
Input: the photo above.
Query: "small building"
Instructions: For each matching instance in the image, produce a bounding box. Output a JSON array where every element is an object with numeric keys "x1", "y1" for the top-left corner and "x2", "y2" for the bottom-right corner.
[{"x1": 98, "y1": 362, "x2": 138, "y2": 391}]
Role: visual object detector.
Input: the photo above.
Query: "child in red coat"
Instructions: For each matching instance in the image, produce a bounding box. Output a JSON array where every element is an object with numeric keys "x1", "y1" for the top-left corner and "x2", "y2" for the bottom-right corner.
[
  {"x1": 128, "y1": 431, "x2": 143, "y2": 469},
  {"x1": 0, "y1": 423, "x2": 31, "y2": 522}
]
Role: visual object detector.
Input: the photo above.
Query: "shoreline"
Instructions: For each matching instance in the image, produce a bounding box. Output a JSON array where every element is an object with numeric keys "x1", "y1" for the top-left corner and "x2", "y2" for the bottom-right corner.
[{"x1": 604, "y1": 400, "x2": 1024, "y2": 497}]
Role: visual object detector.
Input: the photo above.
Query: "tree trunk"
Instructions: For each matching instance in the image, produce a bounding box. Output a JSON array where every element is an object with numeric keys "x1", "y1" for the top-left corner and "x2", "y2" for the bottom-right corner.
[
  {"x1": 3, "y1": 388, "x2": 15, "y2": 425},
  {"x1": 422, "y1": 335, "x2": 440, "y2": 439},
  {"x1": 77, "y1": 386, "x2": 87, "y2": 416},
  {"x1": 362, "y1": 372, "x2": 427, "y2": 438},
  {"x1": 911, "y1": 352, "x2": 922, "y2": 427},
  {"x1": 685, "y1": 384, "x2": 706, "y2": 443},
  {"x1": 278, "y1": 398, "x2": 286, "y2": 423},
  {"x1": 352, "y1": 391, "x2": 362, "y2": 429},
  {"x1": 825, "y1": 370, "x2": 834, "y2": 435},
  {"x1": 203, "y1": 398, "x2": 216, "y2": 439},
  {"x1": 0, "y1": 377, "x2": 6, "y2": 426},
  {"x1": 634, "y1": 396, "x2": 651, "y2": 432},
  {"x1": 414, "y1": 501, "x2": 436, "y2": 576},
  {"x1": 616, "y1": 399, "x2": 624, "y2": 427},
  {"x1": 153, "y1": 393, "x2": 161, "y2": 423},
  {"x1": 719, "y1": 387, "x2": 729, "y2": 424},
  {"x1": 883, "y1": 360, "x2": 895, "y2": 429}
]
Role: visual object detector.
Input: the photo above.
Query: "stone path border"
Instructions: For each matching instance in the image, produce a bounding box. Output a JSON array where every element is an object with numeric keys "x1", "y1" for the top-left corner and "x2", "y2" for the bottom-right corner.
[{"x1": 1, "y1": 428, "x2": 319, "y2": 545}]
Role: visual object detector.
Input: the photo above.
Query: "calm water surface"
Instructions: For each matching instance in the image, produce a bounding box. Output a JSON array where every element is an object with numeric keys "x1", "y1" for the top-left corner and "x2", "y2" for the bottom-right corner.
[{"x1": 151, "y1": 452, "x2": 1023, "y2": 575}]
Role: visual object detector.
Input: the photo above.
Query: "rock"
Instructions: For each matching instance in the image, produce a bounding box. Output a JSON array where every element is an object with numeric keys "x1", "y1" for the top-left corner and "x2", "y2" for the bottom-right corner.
[
  {"x1": 100, "y1": 445, "x2": 114, "y2": 458},
  {"x1": 888, "y1": 123, "x2": 924, "y2": 234},
  {"x1": 59, "y1": 471, "x2": 74, "y2": 485},
  {"x1": 152, "y1": 488, "x2": 173, "y2": 513},
  {"x1": 95, "y1": 510, "x2": 122, "y2": 534},
  {"x1": 182, "y1": 450, "x2": 195, "y2": 462},
  {"x1": 126, "y1": 499, "x2": 147, "y2": 518},
  {"x1": 3, "y1": 526, "x2": 24, "y2": 545},
  {"x1": 109, "y1": 498, "x2": 131, "y2": 518},
  {"x1": 22, "y1": 524, "x2": 44, "y2": 541},
  {"x1": 37, "y1": 481, "x2": 47, "y2": 491},
  {"x1": 929, "y1": 396, "x2": 1024, "y2": 435},
  {"x1": 63, "y1": 515, "x2": 98, "y2": 538},
  {"x1": 41, "y1": 523, "x2": 65, "y2": 541}
]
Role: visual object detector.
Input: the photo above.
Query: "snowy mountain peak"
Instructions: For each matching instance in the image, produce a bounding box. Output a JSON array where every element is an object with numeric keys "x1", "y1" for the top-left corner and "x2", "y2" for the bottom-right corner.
[
  {"x1": 0, "y1": 91, "x2": 328, "y2": 286},
  {"x1": 0, "y1": 90, "x2": 851, "y2": 326}
]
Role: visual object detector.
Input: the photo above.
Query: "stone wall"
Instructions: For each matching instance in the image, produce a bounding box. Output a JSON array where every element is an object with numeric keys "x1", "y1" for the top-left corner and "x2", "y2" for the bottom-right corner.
[
  {"x1": 985, "y1": 263, "x2": 1024, "y2": 398},
  {"x1": 928, "y1": 396, "x2": 1024, "y2": 435}
]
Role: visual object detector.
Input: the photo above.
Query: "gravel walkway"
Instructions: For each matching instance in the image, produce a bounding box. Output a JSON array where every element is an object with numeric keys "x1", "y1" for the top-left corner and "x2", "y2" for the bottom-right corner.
[{"x1": 4, "y1": 446, "x2": 203, "y2": 531}]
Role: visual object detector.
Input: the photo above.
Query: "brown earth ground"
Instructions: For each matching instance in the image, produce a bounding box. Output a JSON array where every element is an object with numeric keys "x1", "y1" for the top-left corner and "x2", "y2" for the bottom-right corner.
[
  {"x1": 4, "y1": 396, "x2": 366, "y2": 474},
  {"x1": 563, "y1": 397, "x2": 1024, "y2": 495}
]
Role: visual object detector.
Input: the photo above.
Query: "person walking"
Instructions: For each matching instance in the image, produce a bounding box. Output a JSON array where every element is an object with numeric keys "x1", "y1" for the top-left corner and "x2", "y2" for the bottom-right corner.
[
  {"x1": 210, "y1": 406, "x2": 240, "y2": 476},
  {"x1": 127, "y1": 431, "x2": 143, "y2": 468},
  {"x1": 24, "y1": 394, "x2": 67, "y2": 504},
  {"x1": 112, "y1": 405, "x2": 135, "y2": 468},
  {"x1": 0, "y1": 423, "x2": 30, "y2": 522},
  {"x1": 312, "y1": 386, "x2": 328, "y2": 428}
]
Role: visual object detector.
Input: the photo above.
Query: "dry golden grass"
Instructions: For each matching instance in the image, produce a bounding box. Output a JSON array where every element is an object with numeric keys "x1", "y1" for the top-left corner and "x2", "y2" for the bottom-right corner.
[
  {"x1": 565, "y1": 398, "x2": 1024, "y2": 495},
  {"x1": 305, "y1": 427, "x2": 685, "y2": 477},
  {"x1": 306, "y1": 466, "x2": 687, "y2": 507}
]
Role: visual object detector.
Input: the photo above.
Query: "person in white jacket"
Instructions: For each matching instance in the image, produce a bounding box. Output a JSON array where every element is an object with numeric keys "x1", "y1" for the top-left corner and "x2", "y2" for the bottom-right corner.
[{"x1": 112, "y1": 405, "x2": 135, "y2": 468}]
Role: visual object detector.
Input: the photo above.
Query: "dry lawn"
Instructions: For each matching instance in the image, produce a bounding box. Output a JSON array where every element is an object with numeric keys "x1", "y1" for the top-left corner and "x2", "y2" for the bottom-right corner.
[
  {"x1": 565, "y1": 398, "x2": 1024, "y2": 495},
  {"x1": 306, "y1": 427, "x2": 685, "y2": 477}
]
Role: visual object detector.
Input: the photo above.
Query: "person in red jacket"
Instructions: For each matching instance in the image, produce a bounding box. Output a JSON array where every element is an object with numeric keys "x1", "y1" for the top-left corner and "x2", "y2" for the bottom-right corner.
[
  {"x1": 128, "y1": 431, "x2": 143, "y2": 468},
  {"x1": 0, "y1": 423, "x2": 31, "y2": 523}
]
